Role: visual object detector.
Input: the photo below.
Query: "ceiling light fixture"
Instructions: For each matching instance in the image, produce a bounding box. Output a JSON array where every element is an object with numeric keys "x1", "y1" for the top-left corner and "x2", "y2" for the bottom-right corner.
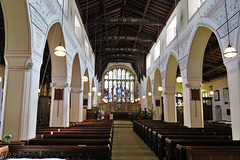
[
  {"x1": 54, "y1": 0, "x2": 66, "y2": 57},
  {"x1": 158, "y1": 86, "x2": 163, "y2": 91},
  {"x1": 148, "y1": 92, "x2": 152, "y2": 96},
  {"x1": 81, "y1": 0, "x2": 89, "y2": 83},
  {"x1": 223, "y1": 0, "x2": 237, "y2": 58}
]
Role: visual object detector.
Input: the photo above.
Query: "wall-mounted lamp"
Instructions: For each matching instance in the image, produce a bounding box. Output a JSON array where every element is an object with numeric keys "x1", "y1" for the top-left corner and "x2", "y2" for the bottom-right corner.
[{"x1": 209, "y1": 86, "x2": 214, "y2": 96}]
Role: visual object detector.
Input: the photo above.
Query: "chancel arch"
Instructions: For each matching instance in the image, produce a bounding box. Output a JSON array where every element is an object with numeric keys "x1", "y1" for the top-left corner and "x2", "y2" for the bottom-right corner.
[{"x1": 101, "y1": 65, "x2": 140, "y2": 116}]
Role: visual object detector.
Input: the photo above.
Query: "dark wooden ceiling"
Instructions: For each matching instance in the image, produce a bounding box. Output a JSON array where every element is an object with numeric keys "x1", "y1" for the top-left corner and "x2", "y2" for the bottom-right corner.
[
  {"x1": 0, "y1": 1, "x2": 226, "y2": 84},
  {"x1": 75, "y1": 0, "x2": 178, "y2": 82},
  {"x1": 202, "y1": 33, "x2": 226, "y2": 82}
]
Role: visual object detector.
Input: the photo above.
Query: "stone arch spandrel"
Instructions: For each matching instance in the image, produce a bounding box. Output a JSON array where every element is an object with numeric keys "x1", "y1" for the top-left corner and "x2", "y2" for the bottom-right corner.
[{"x1": 1, "y1": 0, "x2": 31, "y2": 53}]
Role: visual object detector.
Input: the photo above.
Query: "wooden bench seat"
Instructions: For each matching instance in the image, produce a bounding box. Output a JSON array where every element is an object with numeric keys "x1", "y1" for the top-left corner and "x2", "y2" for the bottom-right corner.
[
  {"x1": 175, "y1": 145, "x2": 240, "y2": 160},
  {"x1": 40, "y1": 134, "x2": 111, "y2": 139},
  {"x1": 155, "y1": 135, "x2": 231, "y2": 160},
  {"x1": 27, "y1": 139, "x2": 110, "y2": 146},
  {"x1": 6, "y1": 145, "x2": 111, "y2": 160},
  {"x1": 165, "y1": 139, "x2": 240, "y2": 160},
  {"x1": 36, "y1": 130, "x2": 111, "y2": 135}
]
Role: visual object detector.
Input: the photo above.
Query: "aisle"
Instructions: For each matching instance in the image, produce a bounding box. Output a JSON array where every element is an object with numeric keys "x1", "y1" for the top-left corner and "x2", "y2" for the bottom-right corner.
[{"x1": 112, "y1": 120, "x2": 158, "y2": 160}]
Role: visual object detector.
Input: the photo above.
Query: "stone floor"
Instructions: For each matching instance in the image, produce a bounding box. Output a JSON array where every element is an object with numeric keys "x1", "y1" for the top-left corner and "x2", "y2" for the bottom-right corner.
[{"x1": 112, "y1": 120, "x2": 158, "y2": 160}]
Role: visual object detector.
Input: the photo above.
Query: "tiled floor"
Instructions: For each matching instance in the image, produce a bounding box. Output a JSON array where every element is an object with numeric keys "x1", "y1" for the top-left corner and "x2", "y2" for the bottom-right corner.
[{"x1": 112, "y1": 121, "x2": 158, "y2": 160}]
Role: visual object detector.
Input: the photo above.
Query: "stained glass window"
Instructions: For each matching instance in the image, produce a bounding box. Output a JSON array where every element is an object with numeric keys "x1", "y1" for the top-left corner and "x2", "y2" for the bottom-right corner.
[
  {"x1": 117, "y1": 81, "x2": 121, "y2": 102},
  {"x1": 104, "y1": 80, "x2": 108, "y2": 100},
  {"x1": 118, "y1": 69, "x2": 121, "y2": 79},
  {"x1": 113, "y1": 80, "x2": 117, "y2": 102},
  {"x1": 109, "y1": 81, "x2": 113, "y2": 102},
  {"x1": 104, "y1": 68, "x2": 135, "y2": 103}
]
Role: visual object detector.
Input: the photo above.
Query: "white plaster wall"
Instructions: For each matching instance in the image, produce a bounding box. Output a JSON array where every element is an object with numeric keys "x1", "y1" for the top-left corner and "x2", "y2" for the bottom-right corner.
[
  {"x1": 144, "y1": 0, "x2": 240, "y2": 107},
  {"x1": 202, "y1": 77, "x2": 231, "y2": 121}
]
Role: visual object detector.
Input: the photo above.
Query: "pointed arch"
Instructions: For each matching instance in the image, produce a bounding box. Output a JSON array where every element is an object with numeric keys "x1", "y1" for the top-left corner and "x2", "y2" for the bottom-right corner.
[
  {"x1": 71, "y1": 54, "x2": 81, "y2": 89},
  {"x1": 153, "y1": 69, "x2": 162, "y2": 96},
  {"x1": 47, "y1": 22, "x2": 67, "y2": 84},
  {"x1": 165, "y1": 54, "x2": 178, "y2": 89}
]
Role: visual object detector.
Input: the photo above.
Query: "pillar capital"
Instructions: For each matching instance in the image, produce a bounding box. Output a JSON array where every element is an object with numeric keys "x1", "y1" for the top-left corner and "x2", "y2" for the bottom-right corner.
[
  {"x1": 71, "y1": 86, "x2": 82, "y2": 93},
  {"x1": 164, "y1": 87, "x2": 175, "y2": 95}
]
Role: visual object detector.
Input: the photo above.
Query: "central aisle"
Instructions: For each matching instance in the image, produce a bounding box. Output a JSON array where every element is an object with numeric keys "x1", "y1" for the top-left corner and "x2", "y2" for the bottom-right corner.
[{"x1": 112, "y1": 120, "x2": 158, "y2": 160}]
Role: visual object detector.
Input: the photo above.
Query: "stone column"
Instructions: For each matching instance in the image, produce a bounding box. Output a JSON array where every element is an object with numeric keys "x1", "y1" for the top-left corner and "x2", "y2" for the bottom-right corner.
[
  {"x1": 224, "y1": 57, "x2": 240, "y2": 140},
  {"x1": 1, "y1": 56, "x2": 41, "y2": 141},
  {"x1": 49, "y1": 81, "x2": 70, "y2": 127},
  {"x1": 182, "y1": 78, "x2": 203, "y2": 128},
  {"x1": 70, "y1": 87, "x2": 83, "y2": 122},
  {"x1": 163, "y1": 87, "x2": 176, "y2": 122}
]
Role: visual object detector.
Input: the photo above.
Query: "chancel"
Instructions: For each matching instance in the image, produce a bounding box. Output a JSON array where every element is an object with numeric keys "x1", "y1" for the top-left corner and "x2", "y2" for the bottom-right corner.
[{"x1": 0, "y1": 0, "x2": 239, "y2": 159}]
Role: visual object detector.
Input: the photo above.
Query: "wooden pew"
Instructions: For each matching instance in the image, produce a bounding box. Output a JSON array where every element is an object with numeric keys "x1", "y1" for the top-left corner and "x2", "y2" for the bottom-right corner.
[
  {"x1": 165, "y1": 139, "x2": 240, "y2": 160},
  {"x1": 156, "y1": 135, "x2": 230, "y2": 160},
  {"x1": 40, "y1": 134, "x2": 111, "y2": 139},
  {"x1": 175, "y1": 145, "x2": 240, "y2": 160},
  {"x1": 27, "y1": 139, "x2": 111, "y2": 146},
  {"x1": 6, "y1": 145, "x2": 111, "y2": 160}
]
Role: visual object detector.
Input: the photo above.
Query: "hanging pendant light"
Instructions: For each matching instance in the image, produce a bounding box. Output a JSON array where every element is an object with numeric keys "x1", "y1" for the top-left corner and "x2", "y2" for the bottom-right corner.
[
  {"x1": 97, "y1": 92, "x2": 101, "y2": 96},
  {"x1": 82, "y1": 75, "x2": 88, "y2": 82},
  {"x1": 81, "y1": 0, "x2": 89, "y2": 82},
  {"x1": 54, "y1": 46, "x2": 66, "y2": 57},
  {"x1": 142, "y1": 95, "x2": 146, "y2": 99},
  {"x1": 176, "y1": 76, "x2": 183, "y2": 83},
  {"x1": 158, "y1": 86, "x2": 163, "y2": 91},
  {"x1": 224, "y1": 44, "x2": 237, "y2": 58},
  {"x1": 223, "y1": 0, "x2": 237, "y2": 58},
  {"x1": 54, "y1": 0, "x2": 66, "y2": 57},
  {"x1": 92, "y1": 86, "x2": 97, "y2": 92},
  {"x1": 148, "y1": 92, "x2": 152, "y2": 96}
]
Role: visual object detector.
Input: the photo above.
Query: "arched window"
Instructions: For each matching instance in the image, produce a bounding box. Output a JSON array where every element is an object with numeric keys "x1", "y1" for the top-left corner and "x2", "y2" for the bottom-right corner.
[{"x1": 104, "y1": 68, "x2": 135, "y2": 103}]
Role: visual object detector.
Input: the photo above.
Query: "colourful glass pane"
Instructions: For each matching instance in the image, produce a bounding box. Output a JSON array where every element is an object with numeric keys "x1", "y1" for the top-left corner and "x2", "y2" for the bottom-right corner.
[
  {"x1": 126, "y1": 81, "x2": 130, "y2": 102},
  {"x1": 122, "y1": 81, "x2": 126, "y2": 102},
  {"x1": 113, "y1": 80, "x2": 117, "y2": 102},
  {"x1": 130, "y1": 81, "x2": 134, "y2": 102},
  {"x1": 104, "y1": 80, "x2": 108, "y2": 101},
  {"x1": 122, "y1": 69, "x2": 126, "y2": 79},
  {"x1": 130, "y1": 74, "x2": 134, "y2": 80},
  {"x1": 109, "y1": 81, "x2": 113, "y2": 102},
  {"x1": 118, "y1": 69, "x2": 121, "y2": 79},
  {"x1": 104, "y1": 73, "x2": 108, "y2": 79},
  {"x1": 113, "y1": 69, "x2": 117, "y2": 79},
  {"x1": 126, "y1": 71, "x2": 130, "y2": 79},
  {"x1": 117, "y1": 81, "x2": 121, "y2": 102},
  {"x1": 109, "y1": 70, "x2": 113, "y2": 79}
]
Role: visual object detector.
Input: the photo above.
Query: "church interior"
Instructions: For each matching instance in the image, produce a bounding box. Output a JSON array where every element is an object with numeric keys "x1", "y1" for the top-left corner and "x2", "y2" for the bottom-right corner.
[{"x1": 0, "y1": 0, "x2": 240, "y2": 159}]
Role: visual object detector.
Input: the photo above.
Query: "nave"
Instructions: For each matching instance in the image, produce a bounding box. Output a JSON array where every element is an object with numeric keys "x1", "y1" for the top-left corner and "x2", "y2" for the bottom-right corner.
[{"x1": 112, "y1": 120, "x2": 157, "y2": 160}]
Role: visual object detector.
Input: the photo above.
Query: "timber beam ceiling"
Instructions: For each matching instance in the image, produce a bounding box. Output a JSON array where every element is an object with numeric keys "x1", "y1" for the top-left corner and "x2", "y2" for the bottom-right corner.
[
  {"x1": 86, "y1": 17, "x2": 165, "y2": 26},
  {"x1": 76, "y1": 0, "x2": 178, "y2": 81}
]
